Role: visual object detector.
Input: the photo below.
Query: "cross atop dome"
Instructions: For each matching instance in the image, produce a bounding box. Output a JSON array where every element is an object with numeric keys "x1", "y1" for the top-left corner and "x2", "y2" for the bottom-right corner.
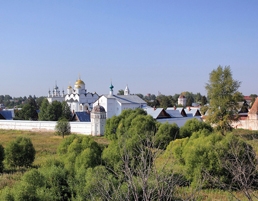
[{"x1": 109, "y1": 82, "x2": 114, "y2": 95}]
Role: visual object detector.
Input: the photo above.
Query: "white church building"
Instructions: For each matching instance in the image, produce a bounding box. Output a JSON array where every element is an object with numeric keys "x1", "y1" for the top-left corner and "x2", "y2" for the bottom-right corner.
[
  {"x1": 93, "y1": 83, "x2": 147, "y2": 119},
  {"x1": 47, "y1": 83, "x2": 65, "y2": 103},
  {"x1": 47, "y1": 77, "x2": 99, "y2": 112},
  {"x1": 65, "y1": 77, "x2": 99, "y2": 112}
]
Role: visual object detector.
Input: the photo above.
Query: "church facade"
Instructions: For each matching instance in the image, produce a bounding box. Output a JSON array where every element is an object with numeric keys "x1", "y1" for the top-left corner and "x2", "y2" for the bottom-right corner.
[
  {"x1": 93, "y1": 84, "x2": 147, "y2": 119},
  {"x1": 47, "y1": 77, "x2": 99, "y2": 113},
  {"x1": 47, "y1": 83, "x2": 65, "y2": 103},
  {"x1": 65, "y1": 77, "x2": 99, "y2": 112}
]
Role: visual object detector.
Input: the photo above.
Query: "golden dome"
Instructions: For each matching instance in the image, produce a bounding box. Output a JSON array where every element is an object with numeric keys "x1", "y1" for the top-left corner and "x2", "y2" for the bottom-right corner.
[
  {"x1": 75, "y1": 79, "x2": 85, "y2": 86},
  {"x1": 67, "y1": 85, "x2": 72, "y2": 89}
]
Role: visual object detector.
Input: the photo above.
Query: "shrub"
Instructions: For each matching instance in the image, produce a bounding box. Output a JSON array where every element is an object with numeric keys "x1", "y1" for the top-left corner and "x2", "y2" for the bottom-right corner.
[
  {"x1": 179, "y1": 118, "x2": 213, "y2": 138},
  {"x1": 154, "y1": 122, "x2": 179, "y2": 149},
  {"x1": 5, "y1": 137, "x2": 35, "y2": 168}
]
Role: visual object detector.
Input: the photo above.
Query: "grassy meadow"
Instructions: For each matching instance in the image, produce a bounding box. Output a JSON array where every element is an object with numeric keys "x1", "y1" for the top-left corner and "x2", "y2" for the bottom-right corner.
[
  {"x1": 0, "y1": 128, "x2": 258, "y2": 200},
  {"x1": 0, "y1": 129, "x2": 108, "y2": 190}
]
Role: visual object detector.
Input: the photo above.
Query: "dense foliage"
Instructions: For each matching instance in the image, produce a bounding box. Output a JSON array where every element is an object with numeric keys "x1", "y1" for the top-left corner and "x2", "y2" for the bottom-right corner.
[
  {"x1": 165, "y1": 131, "x2": 258, "y2": 192},
  {"x1": 179, "y1": 118, "x2": 213, "y2": 138},
  {"x1": 38, "y1": 99, "x2": 72, "y2": 121},
  {"x1": 0, "y1": 95, "x2": 45, "y2": 109},
  {"x1": 135, "y1": 92, "x2": 208, "y2": 108},
  {"x1": 205, "y1": 66, "x2": 243, "y2": 134},
  {"x1": 154, "y1": 122, "x2": 179, "y2": 149},
  {"x1": 4, "y1": 137, "x2": 35, "y2": 168},
  {"x1": 14, "y1": 98, "x2": 39, "y2": 120}
]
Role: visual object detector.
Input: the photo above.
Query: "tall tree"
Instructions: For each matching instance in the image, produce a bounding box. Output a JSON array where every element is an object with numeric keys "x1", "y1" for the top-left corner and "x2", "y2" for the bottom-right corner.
[
  {"x1": 61, "y1": 101, "x2": 72, "y2": 120},
  {"x1": 38, "y1": 98, "x2": 50, "y2": 121},
  {"x1": 157, "y1": 95, "x2": 173, "y2": 109},
  {"x1": 55, "y1": 118, "x2": 71, "y2": 138},
  {"x1": 195, "y1": 92, "x2": 202, "y2": 103},
  {"x1": 201, "y1": 95, "x2": 208, "y2": 106},
  {"x1": 205, "y1": 66, "x2": 242, "y2": 134},
  {"x1": 15, "y1": 97, "x2": 38, "y2": 120},
  {"x1": 186, "y1": 96, "x2": 194, "y2": 107},
  {"x1": 47, "y1": 101, "x2": 63, "y2": 121}
]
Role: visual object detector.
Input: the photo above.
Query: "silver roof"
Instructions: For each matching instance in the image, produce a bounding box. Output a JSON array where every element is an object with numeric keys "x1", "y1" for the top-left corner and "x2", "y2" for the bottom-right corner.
[
  {"x1": 184, "y1": 108, "x2": 201, "y2": 117},
  {"x1": 103, "y1": 94, "x2": 146, "y2": 104},
  {"x1": 166, "y1": 109, "x2": 183, "y2": 118},
  {"x1": 144, "y1": 108, "x2": 164, "y2": 119}
]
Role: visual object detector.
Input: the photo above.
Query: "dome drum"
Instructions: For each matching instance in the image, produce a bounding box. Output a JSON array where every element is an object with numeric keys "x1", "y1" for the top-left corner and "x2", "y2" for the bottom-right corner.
[{"x1": 92, "y1": 104, "x2": 106, "y2": 113}]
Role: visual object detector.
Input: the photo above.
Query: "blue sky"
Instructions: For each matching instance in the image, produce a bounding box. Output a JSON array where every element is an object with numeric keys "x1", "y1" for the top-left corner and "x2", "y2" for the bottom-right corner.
[{"x1": 1, "y1": 1, "x2": 258, "y2": 97}]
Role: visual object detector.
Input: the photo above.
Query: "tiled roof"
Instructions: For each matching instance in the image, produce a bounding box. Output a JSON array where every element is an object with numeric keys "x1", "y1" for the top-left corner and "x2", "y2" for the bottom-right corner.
[
  {"x1": 244, "y1": 96, "x2": 252, "y2": 101},
  {"x1": 75, "y1": 112, "x2": 91, "y2": 122}
]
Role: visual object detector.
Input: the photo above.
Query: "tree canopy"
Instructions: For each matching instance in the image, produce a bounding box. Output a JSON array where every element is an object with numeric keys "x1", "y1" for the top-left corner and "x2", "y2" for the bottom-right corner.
[
  {"x1": 14, "y1": 98, "x2": 39, "y2": 120},
  {"x1": 205, "y1": 66, "x2": 242, "y2": 134},
  {"x1": 39, "y1": 99, "x2": 72, "y2": 121}
]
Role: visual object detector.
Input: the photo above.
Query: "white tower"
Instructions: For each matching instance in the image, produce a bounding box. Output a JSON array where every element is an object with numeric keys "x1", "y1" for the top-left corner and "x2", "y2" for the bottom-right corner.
[
  {"x1": 91, "y1": 104, "x2": 106, "y2": 136},
  {"x1": 124, "y1": 85, "x2": 130, "y2": 95},
  {"x1": 178, "y1": 95, "x2": 187, "y2": 107}
]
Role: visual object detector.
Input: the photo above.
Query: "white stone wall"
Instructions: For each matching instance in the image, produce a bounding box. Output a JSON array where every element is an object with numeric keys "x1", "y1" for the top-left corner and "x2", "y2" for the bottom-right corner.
[
  {"x1": 0, "y1": 120, "x2": 91, "y2": 135},
  {"x1": 232, "y1": 119, "x2": 258, "y2": 130}
]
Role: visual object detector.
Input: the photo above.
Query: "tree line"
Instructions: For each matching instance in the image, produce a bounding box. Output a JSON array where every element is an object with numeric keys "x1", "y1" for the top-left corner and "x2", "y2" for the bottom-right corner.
[
  {"x1": 14, "y1": 98, "x2": 72, "y2": 121},
  {"x1": 0, "y1": 95, "x2": 45, "y2": 109}
]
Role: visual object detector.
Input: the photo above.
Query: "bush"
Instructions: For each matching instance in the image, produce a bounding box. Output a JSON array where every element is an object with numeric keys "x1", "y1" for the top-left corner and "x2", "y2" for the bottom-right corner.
[
  {"x1": 5, "y1": 137, "x2": 35, "y2": 168},
  {"x1": 166, "y1": 131, "x2": 257, "y2": 189},
  {"x1": 154, "y1": 122, "x2": 179, "y2": 149},
  {"x1": 179, "y1": 118, "x2": 213, "y2": 138}
]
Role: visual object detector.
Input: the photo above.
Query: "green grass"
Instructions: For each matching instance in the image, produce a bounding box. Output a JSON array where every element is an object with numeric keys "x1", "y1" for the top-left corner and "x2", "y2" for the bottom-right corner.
[{"x1": 0, "y1": 129, "x2": 108, "y2": 190}]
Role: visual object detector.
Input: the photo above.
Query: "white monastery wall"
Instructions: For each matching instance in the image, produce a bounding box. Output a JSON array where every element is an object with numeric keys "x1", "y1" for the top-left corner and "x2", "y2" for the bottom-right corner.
[
  {"x1": 232, "y1": 119, "x2": 258, "y2": 131},
  {"x1": 0, "y1": 120, "x2": 91, "y2": 135}
]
